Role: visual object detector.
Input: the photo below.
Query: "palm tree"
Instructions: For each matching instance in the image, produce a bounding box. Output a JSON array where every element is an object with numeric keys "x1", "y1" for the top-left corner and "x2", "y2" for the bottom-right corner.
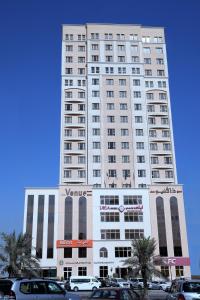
[
  {"x1": 124, "y1": 237, "x2": 163, "y2": 299},
  {"x1": 0, "y1": 231, "x2": 40, "y2": 277}
]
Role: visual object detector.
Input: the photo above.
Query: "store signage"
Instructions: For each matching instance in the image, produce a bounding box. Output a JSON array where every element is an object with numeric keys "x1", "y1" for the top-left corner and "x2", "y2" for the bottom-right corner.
[
  {"x1": 100, "y1": 205, "x2": 143, "y2": 213},
  {"x1": 64, "y1": 261, "x2": 91, "y2": 265},
  {"x1": 160, "y1": 257, "x2": 190, "y2": 266},
  {"x1": 150, "y1": 187, "x2": 182, "y2": 195},
  {"x1": 56, "y1": 240, "x2": 93, "y2": 248}
]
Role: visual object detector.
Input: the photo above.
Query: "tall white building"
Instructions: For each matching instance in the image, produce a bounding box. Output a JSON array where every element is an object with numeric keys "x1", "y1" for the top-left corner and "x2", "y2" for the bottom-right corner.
[{"x1": 23, "y1": 24, "x2": 191, "y2": 281}]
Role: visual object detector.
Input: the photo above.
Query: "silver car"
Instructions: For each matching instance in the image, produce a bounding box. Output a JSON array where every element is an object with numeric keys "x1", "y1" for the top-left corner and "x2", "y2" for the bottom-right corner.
[
  {"x1": 166, "y1": 279, "x2": 200, "y2": 300},
  {"x1": 0, "y1": 278, "x2": 80, "y2": 300}
]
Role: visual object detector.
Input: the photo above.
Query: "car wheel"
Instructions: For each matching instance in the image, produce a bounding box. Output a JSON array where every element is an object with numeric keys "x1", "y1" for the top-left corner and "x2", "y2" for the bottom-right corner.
[
  {"x1": 92, "y1": 286, "x2": 97, "y2": 291},
  {"x1": 73, "y1": 286, "x2": 78, "y2": 292}
]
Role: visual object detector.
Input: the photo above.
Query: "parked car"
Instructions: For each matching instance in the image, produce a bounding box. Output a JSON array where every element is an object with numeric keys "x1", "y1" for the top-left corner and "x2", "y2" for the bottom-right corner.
[
  {"x1": 90, "y1": 287, "x2": 139, "y2": 300},
  {"x1": 158, "y1": 281, "x2": 171, "y2": 291},
  {"x1": 148, "y1": 281, "x2": 161, "y2": 290},
  {"x1": 109, "y1": 279, "x2": 130, "y2": 288},
  {"x1": 69, "y1": 276, "x2": 101, "y2": 291},
  {"x1": 166, "y1": 279, "x2": 200, "y2": 300},
  {"x1": 129, "y1": 279, "x2": 144, "y2": 289},
  {"x1": 0, "y1": 278, "x2": 80, "y2": 300}
]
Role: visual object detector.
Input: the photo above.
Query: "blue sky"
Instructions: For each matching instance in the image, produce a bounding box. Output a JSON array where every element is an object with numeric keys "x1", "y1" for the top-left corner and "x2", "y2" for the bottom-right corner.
[{"x1": 0, "y1": 0, "x2": 200, "y2": 274}]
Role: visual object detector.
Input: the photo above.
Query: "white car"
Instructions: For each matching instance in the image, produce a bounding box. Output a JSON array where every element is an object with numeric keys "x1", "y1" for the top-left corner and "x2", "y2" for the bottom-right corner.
[{"x1": 159, "y1": 281, "x2": 171, "y2": 291}]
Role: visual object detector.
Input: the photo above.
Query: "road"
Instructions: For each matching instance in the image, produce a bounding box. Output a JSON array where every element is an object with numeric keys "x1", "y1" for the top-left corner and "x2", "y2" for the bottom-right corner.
[{"x1": 73, "y1": 290, "x2": 168, "y2": 300}]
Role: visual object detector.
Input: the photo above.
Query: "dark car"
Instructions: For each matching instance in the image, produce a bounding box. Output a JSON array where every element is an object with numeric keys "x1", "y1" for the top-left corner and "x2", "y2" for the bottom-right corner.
[
  {"x1": 166, "y1": 279, "x2": 200, "y2": 300},
  {"x1": 90, "y1": 287, "x2": 139, "y2": 300}
]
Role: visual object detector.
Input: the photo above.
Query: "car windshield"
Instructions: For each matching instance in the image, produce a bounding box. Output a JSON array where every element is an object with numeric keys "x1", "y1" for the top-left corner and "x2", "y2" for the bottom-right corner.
[
  {"x1": 183, "y1": 282, "x2": 200, "y2": 293},
  {"x1": 91, "y1": 290, "x2": 117, "y2": 299}
]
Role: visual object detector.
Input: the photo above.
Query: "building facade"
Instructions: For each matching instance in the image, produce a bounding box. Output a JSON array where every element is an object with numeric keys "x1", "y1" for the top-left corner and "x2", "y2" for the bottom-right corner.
[{"x1": 23, "y1": 24, "x2": 191, "y2": 280}]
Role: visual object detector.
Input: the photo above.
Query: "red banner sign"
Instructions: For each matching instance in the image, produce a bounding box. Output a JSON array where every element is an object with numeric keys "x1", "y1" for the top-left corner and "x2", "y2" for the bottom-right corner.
[
  {"x1": 161, "y1": 257, "x2": 190, "y2": 266},
  {"x1": 56, "y1": 240, "x2": 93, "y2": 248}
]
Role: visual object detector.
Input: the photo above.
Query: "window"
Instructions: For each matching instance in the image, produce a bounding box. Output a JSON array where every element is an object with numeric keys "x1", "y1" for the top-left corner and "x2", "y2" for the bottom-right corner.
[
  {"x1": 121, "y1": 129, "x2": 129, "y2": 136},
  {"x1": 64, "y1": 142, "x2": 72, "y2": 150},
  {"x1": 99, "y1": 266, "x2": 108, "y2": 278},
  {"x1": 93, "y1": 128, "x2": 100, "y2": 136},
  {"x1": 64, "y1": 170, "x2": 71, "y2": 178},
  {"x1": 93, "y1": 142, "x2": 101, "y2": 149},
  {"x1": 175, "y1": 266, "x2": 184, "y2": 277},
  {"x1": 136, "y1": 129, "x2": 143, "y2": 136},
  {"x1": 122, "y1": 155, "x2": 130, "y2": 163},
  {"x1": 106, "y1": 56, "x2": 113, "y2": 62},
  {"x1": 105, "y1": 44, "x2": 113, "y2": 51},
  {"x1": 64, "y1": 156, "x2": 72, "y2": 164},
  {"x1": 118, "y1": 67, "x2": 126, "y2": 74},
  {"x1": 165, "y1": 170, "x2": 174, "y2": 178},
  {"x1": 125, "y1": 229, "x2": 144, "y2": 240},
  {"x1": 161, "y1": 266, "x2": 169, "y2": 278},
  {"x1": 101, "y1": 212, "x2": 119, "y2": 222},
  {"x1": 64, "y1": 129, "x2": 72, "y2": 137},
  {"x1": 156, "y1": 47, "x2": 163, "y2": 54},
  {"x1": 65, "y1": 68, "x2": 73, "y2": 75},
  {"x1": 78, "y1": 170, "x2": 86, "y2": 178},
  {"x1": 65, "y1": 79, "x2": 73, "y2": 86},
  {"x1": 124, "y1": 195, "x2": 142, "y2": 205},
  {"x1": 120, "y1": 116, "x2": 128, "y2": 123},
  {"x1": 66, "y1": 56, "x2": 73, "y2": 63},
  {"x1": 145, "y1": 69, "x2": 152, "y2": 76},
  {"x1": 93, "y1": 155, "x2": 101, "y2": 163},
  {"x1": 164, "y1": 157, "x2": 172, "y2": 164},
  {"x1": 100, "y1": 247, "x2": 108, "y2": 258},
  {"x1": 107, "y1": 103, "x2": 115, "y2": 110},
  {"x1": 107, "y1": 129, "x2": 115, "y2": 136},
  {"x1": 124, "y1": 211, "x2": 143, "y2": 222},
  {"x1": 78, "y1": 46, "x2": 85, "y2": 52},
  {"x1": 106, "y1": 79, "x2": 114, "y2": 85},
  {"x1": 119, "y1": 79, "x2": 126, "y2": 86},
  {"x1": 108, "y1": 155, "x2": 116, "y2": 163},
  {"x1": 92, "y1": 115, "x2": 100, "y2": 122},
  {"x1": 149, "y1": 129, "x2": 157, "y2": 137},
  {"x1": 152, "y1": 170, "x2": 160, "y2": 178},
  {"x1": 137, "y1": 155, "x2": 145, "y2": 163},
  {"x1": 92, "y1": 90, "x2": 100, "y2": 97},
  {"x1": 159, "y1": 93, "x2": 167, "y2": 100},
  {"x1": 77, "y1": 79, "x2": 86, "y2": 86},
  {"x1": 156, "y1": 196, "x2": 168, "y2": 256},
  {"x1": 108, "y1": 142, "x2": 116, "y2": 149},
  {"x1": 78, "y1": 143, "x2": 85, "y2": 150},
  {"x1": 118, "y1": 56, "x2": 125, "y2": 62},
  {"x1": 108, "y1": 169, "x2": 117, "y2": 177},
  {"x1": 135, "y1": 116, "x2": 143, "y2": 123},
  {"x1": 156, "y1": 58, "x2": 164, "y2": 65},
  {"x1": 160, "y1": 105, "x2": 168, "y2": 112},
  {"x1": 143, "y1": 47, "x2": 151, "y2": 54},
  {"x1": 131, "y1": 56, "x2": 139, "y2": 62},
  {"x1": 78, "y1": 91, "x2": 85, "y2": 98},
  {"x1": 92, "y1": 103, "x2": 100, "y2": 110},
  {"x1": 133, "y1": 79, "x2": 140, "y2": 86},
  {"x1": 91, "y1": 67, "x2": 100, "y2": 73},
  {"x1": 134, "y1": 103, "x2": 142, "y2": 110},
  {"x1": 121, "y1": 142, "x2": 129, "y2": 149},
  {"x1": 78, "y1": 267, "x2": 87, "y2": 276},
  {"x1": 91, "y1": 33, "x2": 99, "y2": 39},
  {"x1": 92, "y1": 78, "x2": 99, "y2": 85},
  {"x1": 146, "y1": 93, "x2": 154, "y2": 100},
  {"x1": 161, "y1": 117, "x2": 169, "y2": 125},
  {"x1": 100, "y1": 195, "x2": 119, "y2": 205},
  {"x1": 115, "y1": 247, "x2": 131, "y2": 257},
  {"x1": 154, "y1": 36, "x2": 163, "y2": 43},
  {"x1": 65, "y1": 116, "x2": 72, "y2": 124},
  {"x1": 78, "y1": 116, "x2": 85, "y2": 123},
  {"x1": 107, "y1": 116, "x2": 115, "y2": 123},
  {"x1": 101, "y1": 229, "x2": 120, "y2": 240},
  {"x1": 151, "y1": 156, "x2": 159, "y2": 164},
  {"x1": 148, "y1": 117, "x2": 156, "y2": 125},
  {"x1": 122, "y1": 169, "x2": 130, "y2": 178},
  {"x1": 107, "y1": 91, "x2": 114, "y2": 98},
  {"x1": 133, "y1": 91, "x2": 141, "y2": 98},
  {"x1": 92, "y1": 55, "x2": 99, "y2": 62},
  {"x1": 66, "y1": 45, "x2": 73, "y2": 51},
  {"x1": 142, "y1": 36, "x2": 150, "y2": 43},
  {"x1": 136, "y1": 142, "x2": 144, "y2": 149},
  {"x1": 158, "y1": 81, "x2": 166, "y2": 88},
  {"x1": 147, "y1": 105, "x2": 155, "y2": 112},
  {"x1": 78, "y1": 129, "x2": 85, "y2": 137},
  {"x1": 78, "y1": 57, "x2": 85, "y2": 63},
  {"x1": 120, "y1": 103, "x2": 127, "y2": 110},
  {"x1": 78, "y1": 248, "x2": 87, "y2": 258},
  {"x1": 144, "y1": 58, "x2": 151, "y2": 64},
  {"x1": 91, "y1": 44, "x2": 99, "y2": 50},
  {"x1": 150, "y1": 143, "x2": 158, "y2": 151},
  {"x1": 78, "y1": 156, "x2": 86, "y2": 164},
  {"x1": 93, "y1": 170, "x2": 101, "y2": 177},
  {"x1": 118, "y1": 44, "x2": 125, "y2": 51},
  {"x1": 131, "y1": 45, "x2": 138, "y2": 52},
  {"x1": 65, "y1": 104, "x2": 72, "y2": 111},
  {"x1": 157, "y1": 69, "x2": 165, "y2": 76},
  {"x1": 163, "y1": 143, "x2": 171, "y2": 151},
  {"x1": 78, "y1": 34, "x2": 85, "y2": 41},
  {"x1": 138, "y1": 170, "x2": 146, "y2": 177},
  {"x1": 105, "y1": 67, "x2": 114, "y2": 74},
  {"x1": 65, "y1": 34, "x2": 73, "y2": 41},
  {"x1": 145, "y1": 81, "x2": 154, "y2": 88},
  {"x1": 132, "y1": 67, "x2": 140, "y2": 74},
  {"x1": 119, "y1": 91, "x2": 127, "y2": 98},
  {"x1": 78, "y1": 68, "x2": 85, "y2": 75}
]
